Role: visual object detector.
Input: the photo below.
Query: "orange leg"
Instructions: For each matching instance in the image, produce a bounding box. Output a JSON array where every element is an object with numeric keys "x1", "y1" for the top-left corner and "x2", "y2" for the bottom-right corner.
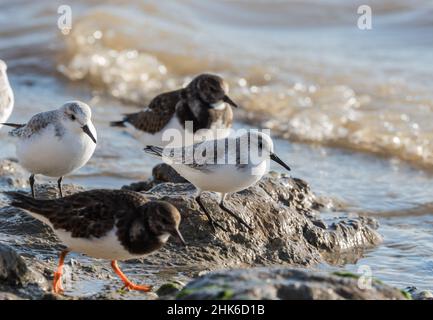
[
  {"x1": 111, "y1": 260, "x2": 152, "y2": 292},
  {"x1": 53, "y1": 250, "x2": 69, "y2": 294}
]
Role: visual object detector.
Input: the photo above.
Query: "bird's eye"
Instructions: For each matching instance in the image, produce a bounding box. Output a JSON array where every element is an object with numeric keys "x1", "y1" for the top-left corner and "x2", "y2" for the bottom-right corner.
[{"x1": 70, "y1": 114, "x2": 76, "y2": 121}]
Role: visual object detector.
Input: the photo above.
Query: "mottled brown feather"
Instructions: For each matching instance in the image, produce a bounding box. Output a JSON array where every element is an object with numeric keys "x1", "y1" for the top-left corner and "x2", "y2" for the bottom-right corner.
[{"x1": 126, "y1": 89, "x2": 182, "y2": 133}]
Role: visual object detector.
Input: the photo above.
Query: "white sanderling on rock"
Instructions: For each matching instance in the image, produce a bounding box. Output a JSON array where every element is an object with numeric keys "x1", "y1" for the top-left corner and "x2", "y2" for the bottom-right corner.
[
  {"x1": 111, "y1": 73, "x2": 238, "y2": 147},
  {"x1": 1, "y1": 101, "x2": 97, "y2": 198},
  {"x1": 144, "y1": 131, "x2": 291, "y2": 232},
  {"x1": 5, "y1": 189, "x2": 186, "y2": 294},
  {"x1": 0, "y1": 59, "x2": 14, "y2": 128}
]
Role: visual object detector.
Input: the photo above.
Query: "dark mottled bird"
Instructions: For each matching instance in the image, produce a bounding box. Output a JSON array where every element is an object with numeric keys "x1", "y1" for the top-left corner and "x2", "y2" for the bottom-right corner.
[
  {"x1": 111, "y1": 74, "x2": 238, "y2": 147},
  {"x1": 5, "y1": 189, "x2": 186, "y2": 294}
]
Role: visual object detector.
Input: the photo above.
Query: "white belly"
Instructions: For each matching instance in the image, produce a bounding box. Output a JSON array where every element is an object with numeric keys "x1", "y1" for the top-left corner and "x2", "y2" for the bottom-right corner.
[
  {"x1": 16, "y1": 125, "x2": 96, "y2": 177},
  {"x1": 174, "y1": 161, "x2": 268, "y2": 194},
  {"x1": 56, "y1": 228, "x2": 141, "y2": 261}
]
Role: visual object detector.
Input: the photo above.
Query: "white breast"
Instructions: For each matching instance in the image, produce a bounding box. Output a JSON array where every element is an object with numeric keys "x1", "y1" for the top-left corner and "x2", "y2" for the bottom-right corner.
[
  {"x1": 16, "y1": 124, "x2": 96, "y2": 177},
  {"x1": 173, "y1": 160, "x2": 268, "y2": 194},
  {"x1": 55, "y1": 228, "x2": 140, "y2": 261},
  {"x1": 0, "y1": 78, "x2": 13, "y2": 127}
]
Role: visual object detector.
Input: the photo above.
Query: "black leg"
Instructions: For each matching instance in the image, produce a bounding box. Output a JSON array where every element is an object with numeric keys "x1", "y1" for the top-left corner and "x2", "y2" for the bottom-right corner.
[
  {"x1": 57, "y1": 177, "x2": 63, "y2": 198},
  {"x1": 29, "y1": 174, "x2": 35, "y2": 198},
  {"x1": 195, "y1": 195, "x2": 227, "y2": 232},
  {"x1": 219, "y1": 195, "x2": 253, "y2": 231}
]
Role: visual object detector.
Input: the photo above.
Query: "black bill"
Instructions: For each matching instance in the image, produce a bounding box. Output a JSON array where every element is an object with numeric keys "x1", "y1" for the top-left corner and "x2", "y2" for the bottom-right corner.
[
  {"x1": 270, "y1": 152, "x2": 291, "y2": 171},
  {"x1": 223, "y1": 95, "x2": 239, "y2": 108},
  {"x1": 172, "y1": 228, "x2": 187, "y2": 247},
  {"x1": 82, "y1": 125, "x2": 97, "y2": 144}
]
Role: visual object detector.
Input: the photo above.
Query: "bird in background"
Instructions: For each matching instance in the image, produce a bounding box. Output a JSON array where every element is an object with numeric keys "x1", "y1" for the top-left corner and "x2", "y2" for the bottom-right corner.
[
  {"x1": 0, "y1": 59, "x2": 14, "y2": 128},
  {"x1": 1, "y1": 101, "x2": 97, "y2": 198},
  {"x1": 144, "y1": 131, "x2": 291, "y2": 232},
  {"x1": 5, "y1": 189, "x2": 186, "y2": 294},
  {"x1": 111, "y1": 73, "x2": 238, "y2": 147}
]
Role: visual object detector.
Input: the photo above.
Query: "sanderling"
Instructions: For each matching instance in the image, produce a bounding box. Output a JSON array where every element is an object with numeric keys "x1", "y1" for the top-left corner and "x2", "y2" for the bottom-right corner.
[
  {"x1": 144, "y1": 131, "x2": 291, "y2": 231},
  {"x1": 0, "y1": 59, "x2": 14, "y2": 128},
  {"x1": 111, "y1": 73, "x2": 238, "y2": 147},
  {"x1": 1, "y1": 101, "x2": 97, "y2": 198},
  {"x1": 5, "y1": 189, "x2": 186, "y2": 294}
]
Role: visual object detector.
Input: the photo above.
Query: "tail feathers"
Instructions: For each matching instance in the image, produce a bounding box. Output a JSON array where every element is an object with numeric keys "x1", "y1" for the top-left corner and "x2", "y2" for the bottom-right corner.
[
  {"x1": 143, "y1": 145, "x2": 164, "y2": 158},
  {"x1": 110, "y1": 112, "x2": 137, "y2": 128},
  {"x1": 1, "y1": 123, "x2": 25, "y2": 129},
  {"x1": 110, "y1": 120, "x2": 126, "y2": 128},
  {"x1": 4, "y1": 191, "x2": 54, "y2": 218}
]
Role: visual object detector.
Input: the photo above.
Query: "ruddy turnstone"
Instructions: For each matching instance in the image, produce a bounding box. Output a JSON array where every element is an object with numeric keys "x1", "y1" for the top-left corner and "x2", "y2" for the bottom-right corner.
[
  {"x1": 144, "y1": 131, "x2": 291, "y2": 231},
  {"x1": 2, "y1": 101, "x2": 97, "y2": 198},
  {"x1": 111, "y1": 73, "x2": 238, "y2": 147},
  {"x1": 0, "y1": 59, "x2": 14, "y2": 128},
  {"x1": 5, "y1": 189, "x2": 186, "y2": 294}
]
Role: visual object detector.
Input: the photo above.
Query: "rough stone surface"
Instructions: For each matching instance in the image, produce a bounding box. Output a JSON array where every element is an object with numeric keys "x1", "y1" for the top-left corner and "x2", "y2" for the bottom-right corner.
[
  {"x1": 127, "y1": 163, "x2": 382, "y2": 268},
  {"x1": 406, "y1": 286, "x2": 433, "y2": 300},
  {"x1": 0, "y1": 159, "x2": 395, "y2": 300},
  {"x1": 0, "y1": 243, "x2": 48, "y2": 298},
  {"x1": 176, "y1": 267, "x2": 408, "y2": 300}
]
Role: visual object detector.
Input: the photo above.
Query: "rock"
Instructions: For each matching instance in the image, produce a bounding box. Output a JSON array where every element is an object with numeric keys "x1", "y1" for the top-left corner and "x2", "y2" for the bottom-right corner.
[
  {"x1": 0, "y1": 243, "x2": 49, "y2": 298},
  {"x1": 0, "y1": 243, "x2": 28, "y2": 285},
  {"x1": 0, "y1": 160, "x2": 385, "y2": 299},
  {"x1": 0, "y1": 291, "x2": 23, "y2": 300},
  {"x1": 122, "y1": 163, "x2": 187, "y2": 192},
  {"x1": 124, "y1": 164, "x2": 382, "y2": 268},
  {"x1": 176, "y1": 267, "x2": 407, "y2": 300},
  {"x1": 405, "y1": 286, "x2": 433, "y2": 300},
  {"x1": 156, "y1": 280, "x2": 186, "y2": 298},
  {"x1": 0, "y1": 159, "x2": 29, "y2": 192}
]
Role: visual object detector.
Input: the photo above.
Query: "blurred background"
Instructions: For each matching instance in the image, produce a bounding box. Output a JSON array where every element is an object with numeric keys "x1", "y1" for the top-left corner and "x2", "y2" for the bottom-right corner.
[{"x1": 0, "y1": 0, "x2": 432, "y2": 291}]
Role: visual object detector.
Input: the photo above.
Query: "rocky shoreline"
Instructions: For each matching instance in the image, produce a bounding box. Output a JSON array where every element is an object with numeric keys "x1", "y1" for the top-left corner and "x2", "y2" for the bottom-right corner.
[{"x1": 0, "y1": 159, "x2": 428, "y2": 300}]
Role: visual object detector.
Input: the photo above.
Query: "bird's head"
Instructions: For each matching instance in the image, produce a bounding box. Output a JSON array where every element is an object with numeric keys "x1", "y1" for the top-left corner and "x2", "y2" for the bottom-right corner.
[
  {"x1": 60, "y1": 101, "x2": 97, "y2": 144},
  {"x1": 189, "y1": 73, "x2": 238, "y2": 109},
  {"x1": 243, "y1": 131, "x2": 291, "y2": 172},
  {"x1": 140, "y1": 201, "x2": 186, "y2": 246}
]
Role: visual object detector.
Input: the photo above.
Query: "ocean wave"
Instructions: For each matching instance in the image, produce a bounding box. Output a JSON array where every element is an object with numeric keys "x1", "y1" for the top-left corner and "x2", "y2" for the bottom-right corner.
[{"x1": 56, "y1": 0, "x2": 433, "y2": 168}]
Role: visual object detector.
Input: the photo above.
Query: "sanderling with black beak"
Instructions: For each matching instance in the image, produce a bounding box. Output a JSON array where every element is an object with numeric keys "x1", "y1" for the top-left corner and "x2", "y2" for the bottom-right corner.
[
  {"x1": 111, "y1": 73, "x2": 238, "y2": 147},
  {"x1": 5, "y1": 189, "x2": 186, "y2": 294},
  {"x1": 2, "y1": 101, "x2": 97, "y2": 198},
  {"x1": 0, "y1": 59, "x2": 14, "y2": 128},
  {"x1": 144, "y1": 131, "x2": 291, "y2": 232}
]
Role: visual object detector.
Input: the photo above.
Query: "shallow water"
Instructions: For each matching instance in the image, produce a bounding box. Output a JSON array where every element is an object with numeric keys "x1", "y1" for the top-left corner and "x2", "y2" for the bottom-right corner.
[{"x1": 0, "y1": 0, "x2": 433, "y2": 292}]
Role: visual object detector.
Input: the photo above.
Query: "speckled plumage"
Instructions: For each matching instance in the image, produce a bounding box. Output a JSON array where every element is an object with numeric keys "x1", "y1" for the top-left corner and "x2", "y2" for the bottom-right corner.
[
  {"x1": 7, "y1": 110, "x2": 64, "y2": 139},
  {"x1": 111, "y1": 74, "x2": 237, "y2": 146},
  {"x1": 5, "y1": 189, "x2": 183, "y2": 258}
]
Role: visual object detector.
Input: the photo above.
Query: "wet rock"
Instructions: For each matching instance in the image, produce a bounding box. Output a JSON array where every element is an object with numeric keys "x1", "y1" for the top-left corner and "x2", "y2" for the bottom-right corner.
[
  {"x1": 0, "y1": 243, "x2": 28, "y2": 285},
  {"x1": 0, "y1": 159, "x2": 28, "y2": 192},
  {"x1": 176, "y1": 267, "x2": 407, "y2": 300},
  {"x1": 122, "y1": 163, "x2": 187, "y2": 192},
  {"x1": 0, "y1": 243, "x2": 49, "y2": 298},
  {"x1": 157, "y1": 280, "x2": 186, "y2": 298},
  {"x1": 0, "y1": 160, "x2": 384, "y2": 299},
  {"x1": 124, "y1": 164, "x2": 382, "y2": 268},
  {"x1": 405, "y1": 286, "x2": 433, "y2": 300}
]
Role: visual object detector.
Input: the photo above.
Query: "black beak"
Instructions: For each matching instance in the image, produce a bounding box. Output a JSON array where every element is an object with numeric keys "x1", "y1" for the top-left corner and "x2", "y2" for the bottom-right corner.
[
  {"x1": 82, "y1": 125, "x2": 97, "y2": 144},
  {"x1": 172, "y1": 228, "x2": 187, "y2": 247},
  {"x1": 223, "y1": 95, "x2": 239, "y2": 108},
  {"x1": 270, "y1": 152, "x2": 291, "y2": 171}
]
